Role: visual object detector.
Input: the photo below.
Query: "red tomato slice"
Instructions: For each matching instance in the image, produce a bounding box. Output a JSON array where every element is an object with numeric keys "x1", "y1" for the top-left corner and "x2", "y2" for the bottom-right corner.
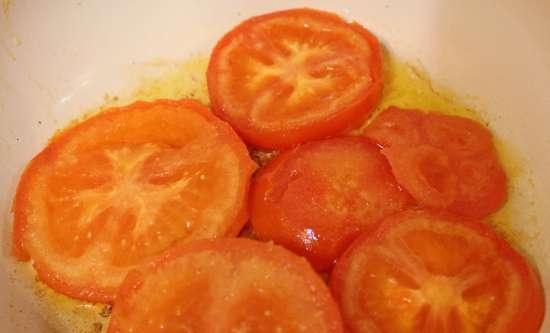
[
  {"x1": 207, "y1": 8, "x2": 383, "y2": 149},
  {"x1": 330, "y1": 210, "x2": 545, "y2": 333},
  {"x1": 107, "y1": 238, "x2": 344, "y2": 333},
  {"x1": 364, "y1": 107, "x2": 507, "y2": 218},
  {"x1": 250, "y1": 137, "x2": 411, "y2": 271},
  {"x1": 12, "y1": 99, "x2": 256, "y2": 302}
]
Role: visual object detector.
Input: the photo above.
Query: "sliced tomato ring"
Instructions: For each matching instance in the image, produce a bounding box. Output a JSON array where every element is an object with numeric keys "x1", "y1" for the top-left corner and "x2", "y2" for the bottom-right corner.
[
  {"x1": 107, "y1": 238, "x2": 344, "y2": 333},
  {"x1": 12, "y1": 99, "x2": 256, "y2": 302},
  {"x1": 250, "y1": 137, "x2": 411, "y2": 271},
  {"x1": 330, "y1": 210, "x2": 545, "y2": 333},
  {"x1": 207, "y1": 8, "x2": 383, "y2": 149},
  {"x1": 364, "y1": 107, "x2": 507, "y2": 218}
]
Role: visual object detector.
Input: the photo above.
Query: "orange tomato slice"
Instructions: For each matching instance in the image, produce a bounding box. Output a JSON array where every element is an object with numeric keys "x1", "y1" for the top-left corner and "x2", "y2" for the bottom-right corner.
[
  {"x1": 12, "y1": 99, "x2": 256, "y2": 302},
  {"x1": 107, "y1": 238, "x2": 344, "y2": 333},
  {"x1": 330, "y1": 210, "x2": 545, "y2": 333},
  {"x1": 207, "y1": 8, "x2": 383, "y2": 149}
]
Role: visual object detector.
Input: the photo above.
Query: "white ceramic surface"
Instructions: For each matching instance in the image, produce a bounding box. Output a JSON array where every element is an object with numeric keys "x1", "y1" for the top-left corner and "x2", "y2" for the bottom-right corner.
[{"x1": 1, "y1": 1, "x2": 549, "y2": 332}]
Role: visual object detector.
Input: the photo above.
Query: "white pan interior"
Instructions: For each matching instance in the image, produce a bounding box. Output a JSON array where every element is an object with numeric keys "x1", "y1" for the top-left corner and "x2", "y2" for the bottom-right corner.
[{"x1": 1, "y1": 1, "x2": 549, "y2": 332}]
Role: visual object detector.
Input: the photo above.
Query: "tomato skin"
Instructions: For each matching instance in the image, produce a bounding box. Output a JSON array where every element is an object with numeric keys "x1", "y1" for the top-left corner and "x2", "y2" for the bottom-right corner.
[
  {"x1": 207, "y1": 8, "x2": 383, "y2": 149},
  {"x1": 11, "y1": 153, "x2": 44, "y2": 260},
  {"x1": 250, "y1": 136, "x2": 411, "y2": 271},
  {"x1": 107, "y1": 238, "x2": 344, "y2": 333},
  {"x1": 330, "y1": 210, "x2": 545, "y2": 333},
  {"x1": 12, "y1": 99, "x2": 256, "y2": 303}
]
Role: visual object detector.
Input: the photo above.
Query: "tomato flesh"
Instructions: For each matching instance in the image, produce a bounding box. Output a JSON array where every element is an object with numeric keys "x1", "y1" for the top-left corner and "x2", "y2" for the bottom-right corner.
[
  {"x1": 12, "y1": 99, "x2": 256, "y2": 302},
  {"x1": 250, "y1": 137, "x2": 411, "y2": 271},
  {"x1": 107, "y1": 238, "x2": 344, "y2": 333},
  {"x1": 207, "y1": 8, "x2": 383, "y2": 149},
  {"x1": 384, "y1": 145, "x2": 458, "y2": 209},
  {"x1": 330, "y1": 210, "x2": 545, "y2": 333},
  {"x1": 364, "y1": 107, "x2": 507, "y2": 217}
]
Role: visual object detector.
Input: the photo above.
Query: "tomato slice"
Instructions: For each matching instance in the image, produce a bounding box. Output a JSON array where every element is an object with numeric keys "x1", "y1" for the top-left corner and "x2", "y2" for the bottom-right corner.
[
  {"x1": 364, "y1": 107, "x2": 507, "y2": 218},
  {"x1": 330, "y1": 210, "x2": 545, "y2": 333},
  {"x1": 107, "y1": 238, "x2": 344, "y2": 333},
  {"x1": 12, "y1": 99, "x2": 256, "y2": 302},
  {"x1": 207, "y1": 8, "x2": 383, "y2": 149},
  {"x1": 250, "y1": 137, "x2": 411, "y2": 271}
]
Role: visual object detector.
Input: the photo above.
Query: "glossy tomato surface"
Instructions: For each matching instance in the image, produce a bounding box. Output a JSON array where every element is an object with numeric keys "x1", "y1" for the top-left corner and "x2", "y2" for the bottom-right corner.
[{"x1": 251, "y1": 136, "x2": 411, "y2": 271}]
